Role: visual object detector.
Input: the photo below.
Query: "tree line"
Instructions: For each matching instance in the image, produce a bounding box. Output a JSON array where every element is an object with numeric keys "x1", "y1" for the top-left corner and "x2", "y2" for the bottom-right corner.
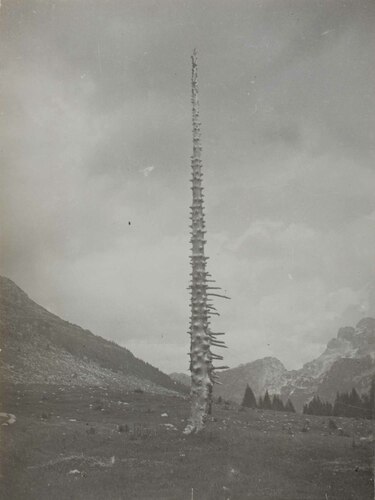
[
  {"x1": 303, "y1": 380, "x2": 374, "y2": 419},
  {"x1": 240, "y1": 378, "x2": 374, "y2": 419},
  {"x1": 241, "y1": 385, "x2": 295, "y2": 413}
]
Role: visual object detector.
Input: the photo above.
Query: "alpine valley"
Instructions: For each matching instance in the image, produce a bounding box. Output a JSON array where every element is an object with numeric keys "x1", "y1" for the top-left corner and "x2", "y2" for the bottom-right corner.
[{"x1": 171, "y1": 318, "x2": 375, "y2": 411}]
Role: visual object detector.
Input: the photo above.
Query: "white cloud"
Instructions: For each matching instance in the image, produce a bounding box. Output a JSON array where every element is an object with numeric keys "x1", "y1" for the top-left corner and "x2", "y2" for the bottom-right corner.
[{"x1": 141, "y1": 166, "x2": 155, "y2": 177}]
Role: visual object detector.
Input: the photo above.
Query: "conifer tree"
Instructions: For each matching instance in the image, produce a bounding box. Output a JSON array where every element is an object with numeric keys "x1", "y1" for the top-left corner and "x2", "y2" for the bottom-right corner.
[
  {"x1": 303, "y1": 396, "x2": 332, "y2": 416},
  {"x1": 333, "y1": 391, "x2": 343, "y2": 416},
  {"x1": 349, "y1": 388, "x2": 362, "y2": 418},
  {"x1": 263, "y1": 390, "x2": 272, "y2": 410},
  {"x1": 360, "y1": 393, "x2": 370, "y2": 418},
  {"x1": 333, "y1": 391, "x2": 352, "y2": 417},
  {"x1": 332, "y1": 387, "x2": 371, "y2": 419},
  {"x1": 285, "y1": 398, "x2": 296, "y2": 413},
  {"x1": 241, "y1": 385, "x2": 257, "y2": 408},
  {"x1": 369, "y1": 377, "x2": 375, "y2": 419},
  {"x1": 271, "y1": 394, "x2": 285, "y2": 412}
]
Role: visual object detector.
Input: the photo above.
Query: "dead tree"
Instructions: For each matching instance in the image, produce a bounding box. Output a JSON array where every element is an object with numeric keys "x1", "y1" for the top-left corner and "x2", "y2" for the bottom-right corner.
[{"x1": 184, "y1": 50, "x2": 229, "y2": 434}]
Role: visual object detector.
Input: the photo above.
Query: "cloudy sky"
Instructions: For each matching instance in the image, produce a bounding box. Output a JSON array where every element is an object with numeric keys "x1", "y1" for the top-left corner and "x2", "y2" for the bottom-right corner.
[{"x1": 1, "y1": 0, "x2": 374, "y2": 374}]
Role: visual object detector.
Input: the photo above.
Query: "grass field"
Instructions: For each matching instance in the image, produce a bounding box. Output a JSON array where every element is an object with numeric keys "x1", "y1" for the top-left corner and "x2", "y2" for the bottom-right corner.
[{"x1": 1, "y1": 384, "x2": 373, "y2": 500}]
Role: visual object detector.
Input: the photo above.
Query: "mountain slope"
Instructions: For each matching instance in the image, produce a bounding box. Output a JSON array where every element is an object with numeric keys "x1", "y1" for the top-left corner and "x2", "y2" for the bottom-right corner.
[
  {"x1": 213, "y1": 357, "x2": 287, "y2": 404},
  {"x1": 0, "y1": 276, "x2": 187, "y2": 394},
  {"x1": 280, "y1": 318, "x2": 375, "y2": 409}
]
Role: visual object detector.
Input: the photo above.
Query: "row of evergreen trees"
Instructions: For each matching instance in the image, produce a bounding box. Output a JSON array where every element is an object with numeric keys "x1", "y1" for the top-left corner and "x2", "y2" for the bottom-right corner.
[
  {"x1": 303, "y1": 381, "x2": 374, "y2": 419},
  {"x1": 241, "y1": 379, "x2": 374, "y2": 419},
  {"x1": 302, "y1": 396, "x2": 333, "y2": 416},
  {"x1": 241, "y1": 385, "x2": 295, "y2": 413}
]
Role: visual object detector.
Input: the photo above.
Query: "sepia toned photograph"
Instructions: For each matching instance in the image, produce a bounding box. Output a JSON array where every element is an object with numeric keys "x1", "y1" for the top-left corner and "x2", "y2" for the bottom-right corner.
[{"x1": 0, "y1": 1, "x2": 374, "y2": 498}]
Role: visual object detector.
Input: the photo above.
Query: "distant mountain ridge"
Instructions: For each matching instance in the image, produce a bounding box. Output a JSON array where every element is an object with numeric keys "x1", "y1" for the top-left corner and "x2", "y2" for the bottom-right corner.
[
  {"x1": 171, "y1": 318, "x2": 375, "y2": 410},
  {"x1": 213, "y1": 357, "x2": 288, "y2": 404},
  {"x1": 279, "y1": 317, "x2": 375, "y2": 409},
  {"x1": 0, "y1": 276, "x2": 187, "y2": 394}
]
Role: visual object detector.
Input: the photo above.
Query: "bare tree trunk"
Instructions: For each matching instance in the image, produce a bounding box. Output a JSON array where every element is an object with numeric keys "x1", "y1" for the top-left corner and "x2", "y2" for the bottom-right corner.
[{"x1": 184, "y1": 50, "x2": 229, "y2": 435}]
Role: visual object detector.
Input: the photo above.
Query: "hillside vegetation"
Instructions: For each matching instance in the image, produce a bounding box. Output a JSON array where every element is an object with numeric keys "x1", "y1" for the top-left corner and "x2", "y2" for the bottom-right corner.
[{"x1": 0, "y1": 276, "x2": 187, "y2": 395}]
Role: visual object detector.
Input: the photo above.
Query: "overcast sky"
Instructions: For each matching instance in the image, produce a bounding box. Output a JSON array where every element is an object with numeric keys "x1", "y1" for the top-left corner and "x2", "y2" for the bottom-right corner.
[{"x1": 1, "y1": 0, "x2": 375, "y2": 374}]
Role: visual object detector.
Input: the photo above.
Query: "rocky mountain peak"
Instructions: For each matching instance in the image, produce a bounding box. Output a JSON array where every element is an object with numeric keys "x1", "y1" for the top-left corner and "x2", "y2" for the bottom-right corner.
[
  {"x1": 352, "y1": 317, "x2": 375, "y2": 356},
  {"x1": 212, "y1": 318, "x2": 375, "y2": 410},
  {"x1": 336, "y1": 326, "x2": 355, "y2": 342},
  {"x1": 323, "y1": 318, "x2": 375, "y2": 357},
  {"x1": 239, "y1": 356, "x2": 287, "y2": 371},
  {"x1": 356, "y1": 317, "x2": 375, "y2": 331}
]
